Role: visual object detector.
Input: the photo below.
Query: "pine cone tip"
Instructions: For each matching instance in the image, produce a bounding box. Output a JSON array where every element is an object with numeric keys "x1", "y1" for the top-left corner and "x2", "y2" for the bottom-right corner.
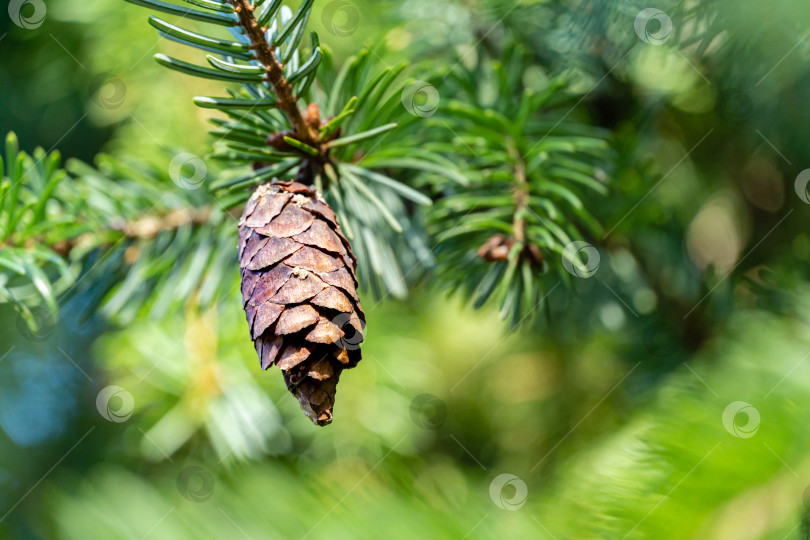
[{"x1": 285, "y1": 364, "x2": 339, "y2": 426}]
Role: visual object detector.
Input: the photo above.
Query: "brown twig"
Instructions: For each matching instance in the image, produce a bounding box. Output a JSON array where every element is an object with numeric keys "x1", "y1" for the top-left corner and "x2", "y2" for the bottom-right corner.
[
  {"x1": 509, "y1": 147, "x2": 543, "y2": 266},
  {"x1": 228, "y1": 0, "x2": 318, "y2": 146},
  {"x1": 512, "y1": 156, "x2": 529, "y2": 243},
  {"x1": 46, "y1": 207, "x2": 215, "y2": 259},
  {"x1": 477, "y1": 145, "x2": 543, "y2": 267},
  {"x1": 510, "y1": 145, "x2": 529, "y2": 244},
  {"x1": 120, "y1": 207, "x2": 214, "y2": 239}
]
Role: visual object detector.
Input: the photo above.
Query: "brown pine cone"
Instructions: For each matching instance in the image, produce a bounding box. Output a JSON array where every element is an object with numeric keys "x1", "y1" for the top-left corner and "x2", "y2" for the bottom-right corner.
[{"x1": 238, "y1": 181, "x2": 365, "y2": 426}]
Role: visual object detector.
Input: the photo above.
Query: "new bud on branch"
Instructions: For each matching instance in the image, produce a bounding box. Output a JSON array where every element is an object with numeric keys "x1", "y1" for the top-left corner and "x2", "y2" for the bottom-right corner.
[{"x1": 239, "y1": 181, "x2": 365, "y2": 425}]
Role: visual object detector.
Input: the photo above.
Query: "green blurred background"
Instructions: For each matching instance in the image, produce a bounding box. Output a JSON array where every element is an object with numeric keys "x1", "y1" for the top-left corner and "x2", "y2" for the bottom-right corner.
[{"x1": 3, "y1": 0, "x2": 810, "y2": 538}]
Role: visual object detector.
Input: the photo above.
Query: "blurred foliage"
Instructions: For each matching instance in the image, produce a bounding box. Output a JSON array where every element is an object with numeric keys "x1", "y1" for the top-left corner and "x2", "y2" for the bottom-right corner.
[
  {"x1": 2, "y1": 0, "x2": 810, "y2": 538},
  {"x1": 0, "y1": 133, "x2": 234, "y2": 329},
  {"x1": 18, "y1": 287, "x2": 810, "y2": 539}
]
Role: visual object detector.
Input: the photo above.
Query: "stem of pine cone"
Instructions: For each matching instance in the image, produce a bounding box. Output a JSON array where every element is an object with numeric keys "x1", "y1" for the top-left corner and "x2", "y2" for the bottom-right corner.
[{"x1": 228, "y1": 0, "x2": 318, "y2": 146}]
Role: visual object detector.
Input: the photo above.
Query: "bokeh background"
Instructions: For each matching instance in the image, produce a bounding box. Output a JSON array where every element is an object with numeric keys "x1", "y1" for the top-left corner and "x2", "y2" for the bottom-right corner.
[{"x1": 3, "y1": 0, "x2": 810, "y2": 538}]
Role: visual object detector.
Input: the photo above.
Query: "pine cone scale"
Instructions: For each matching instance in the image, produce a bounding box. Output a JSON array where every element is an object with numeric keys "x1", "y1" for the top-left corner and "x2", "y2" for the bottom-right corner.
[
  {"x1": 277, "y1": 344, "x2": 312, "y2": 370},
  {"x1": 249, "y1": 265, "x2": 294, "y2": 305},
  {"x1": 238, "y1": 181, "x2": 365, "y2": 426},
  {"x1": 311, "y1": 287, "x2": 353, "y2": 312},
  {"x1": 254, "y1": 203, "x2": 314, "y2": 237},
  {"x1": 300, "y1": 199, "x2": 337, "y2": 224},
  {"x1": 291, "y1": 220, "x2": 345, "y2": 254},
  {"x1": 268, "y1": 270, "x2": 327, "y2": 304},
  {"x1": 318, "y1": 268, "x2": 359, "y2": 301},
  {"x1": 243, "y1": 192, "x2": 291, "y2": 228},
  {"x1": 305, "y1": 319, "x2": 344, "y2": 343},
  {"x1": 246, "y1": 237, "x2": 302, "y2": 270},
  {"x1": 259, "y1": 336, "x2": 283, "y2": 370},
  {"x1": 251, "y1": 303, "x2": 283, "y2": 339},
  {"x1": 285, "y1": 246, "x2": 345, "y2": 273}
]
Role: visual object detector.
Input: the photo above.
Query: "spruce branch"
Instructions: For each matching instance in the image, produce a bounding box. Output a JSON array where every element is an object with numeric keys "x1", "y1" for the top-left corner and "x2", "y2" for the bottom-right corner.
[
  {"x1": 12, "y1": 206, "x2": 216, "y2": 261},
  {"x1": 0, "y1": 138, "x2": 237, "y2": 328},
  {"x1": 429, "y1": 45, "x2": 611, "y2": 328},
  {"x1": 228, "y1": 0, "x2": 317, "y2": 146},
  {"x1": 123, "y1": 0, "x2": 464, "y2": 303}
]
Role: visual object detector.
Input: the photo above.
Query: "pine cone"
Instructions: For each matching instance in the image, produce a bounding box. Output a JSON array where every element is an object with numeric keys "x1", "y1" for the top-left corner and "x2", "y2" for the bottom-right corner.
[{"x1": 238, "y1": 181, "x2": 365, "y2": 426}]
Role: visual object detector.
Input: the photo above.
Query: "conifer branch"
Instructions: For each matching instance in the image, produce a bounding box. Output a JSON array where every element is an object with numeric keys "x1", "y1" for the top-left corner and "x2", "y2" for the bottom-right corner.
[
  {"x1": 20, "y1": 206, "x2": 216, "y2": 259},
  {"x1": 228, "y1": 0, "x2": 317, "y2": 146},
  {"x1": 119, "y1": 206, "x2": 216, "y2": 239}
]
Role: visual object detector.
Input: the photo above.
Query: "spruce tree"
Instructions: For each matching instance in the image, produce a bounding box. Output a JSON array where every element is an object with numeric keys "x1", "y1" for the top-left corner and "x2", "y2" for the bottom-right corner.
[{"x1": 0, "y1": 0, "x2": 607, "y2": 424}]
